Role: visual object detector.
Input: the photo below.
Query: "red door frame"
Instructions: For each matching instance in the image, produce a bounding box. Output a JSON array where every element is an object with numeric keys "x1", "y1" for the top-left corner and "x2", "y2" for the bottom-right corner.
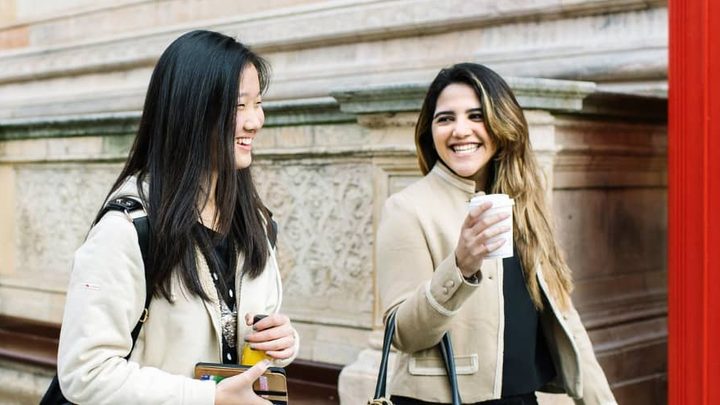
[{"x1": 669, "y1": 0, "x2": 720, "y2": 403}]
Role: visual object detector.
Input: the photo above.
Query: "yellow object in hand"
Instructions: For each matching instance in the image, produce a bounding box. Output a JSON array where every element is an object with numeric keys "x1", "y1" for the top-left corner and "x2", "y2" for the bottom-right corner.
[
  {"x1": 241, "y1": 314, "x2": 270, "y2": 366},
  {"x1": 240, "y1": 343, "x2": 270, "y2": 366}
]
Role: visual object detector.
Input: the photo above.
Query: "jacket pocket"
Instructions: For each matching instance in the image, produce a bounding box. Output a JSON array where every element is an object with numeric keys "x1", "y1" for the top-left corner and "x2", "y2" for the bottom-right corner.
[{"x1": 408, "y1": 354, "x2": 478, "y2": 375}]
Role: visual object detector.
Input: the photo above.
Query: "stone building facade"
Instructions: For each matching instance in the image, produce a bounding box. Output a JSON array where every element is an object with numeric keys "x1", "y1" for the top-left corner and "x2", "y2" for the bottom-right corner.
[{"x1": 0, "y1": 1, "x2": 667, "y2": 404}]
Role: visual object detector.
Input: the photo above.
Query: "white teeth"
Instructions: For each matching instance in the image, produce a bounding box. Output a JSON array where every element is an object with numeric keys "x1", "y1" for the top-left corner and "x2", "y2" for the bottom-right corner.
[
  {"x1": 452, "y1": 144, "x2": 479, "y2": 153},
  {"x1": 236, "y1": 137, "x2": 252, "y2": 145}
]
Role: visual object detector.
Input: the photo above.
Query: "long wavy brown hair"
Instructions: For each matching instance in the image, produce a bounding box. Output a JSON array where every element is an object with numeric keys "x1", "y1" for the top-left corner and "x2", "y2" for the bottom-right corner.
[{"x1": 415, "y1": 63, "x2": 572, "y2": 309}]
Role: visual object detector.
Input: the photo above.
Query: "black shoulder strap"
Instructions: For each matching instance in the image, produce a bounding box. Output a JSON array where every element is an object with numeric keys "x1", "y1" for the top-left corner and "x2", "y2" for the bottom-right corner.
[
  {"x1": 265, "y1": 209, "x2": 278, "y2": 249},
  {"x1": 270, "y1": 218, "x2": 278, "y2": 249},
  {"x1": 101, "y1": 196, "x2": 151, "y2": 360}
]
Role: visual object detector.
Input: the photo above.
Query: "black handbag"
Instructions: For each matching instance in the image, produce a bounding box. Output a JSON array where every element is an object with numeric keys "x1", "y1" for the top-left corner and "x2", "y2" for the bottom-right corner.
[
  {"x1": 368, "y1": 310, "x2": 462, "y2": 405},
  {"x1": 39, "y1": 197, "x2": 151, "y2": 405}
]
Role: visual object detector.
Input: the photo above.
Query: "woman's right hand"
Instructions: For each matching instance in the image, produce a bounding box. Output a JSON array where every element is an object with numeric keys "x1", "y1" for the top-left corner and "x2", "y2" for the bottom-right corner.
[
  {"x1": 455, "y1": 201, "x2": 511, "y2": 278},
  {"x1": 214, "y1": 360, "x2": 272, "y2": 405}
]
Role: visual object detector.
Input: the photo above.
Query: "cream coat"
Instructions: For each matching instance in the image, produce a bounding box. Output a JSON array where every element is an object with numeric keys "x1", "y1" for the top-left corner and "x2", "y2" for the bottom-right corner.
[
  {"x1": 57, "y1": 178, "x2": 298, "y2": 405},
  {"x1": 377, "y1": 163, "x2": 616, "y2": 404}
]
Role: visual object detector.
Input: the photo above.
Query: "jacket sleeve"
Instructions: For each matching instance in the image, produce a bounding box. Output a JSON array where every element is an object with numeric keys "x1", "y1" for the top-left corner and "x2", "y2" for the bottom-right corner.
[
  {"x1": 57, "y1": 213, "x2": 216, "y2": 405},
  {"x1": 377, "y1": 194, "x2": 480, "y2": 353},
  {"x1": 566, "y1": 303, "x2": 617, "y2": 405}
]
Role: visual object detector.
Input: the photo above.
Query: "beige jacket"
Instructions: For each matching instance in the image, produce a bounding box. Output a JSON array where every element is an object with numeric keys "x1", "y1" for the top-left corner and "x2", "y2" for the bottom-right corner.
[
  {"x1": 58, "y1": 177, "x2": 298, "y2": 405},
  {"x1": 377, "y1": 164, "x2": 616, "y2": 404}
]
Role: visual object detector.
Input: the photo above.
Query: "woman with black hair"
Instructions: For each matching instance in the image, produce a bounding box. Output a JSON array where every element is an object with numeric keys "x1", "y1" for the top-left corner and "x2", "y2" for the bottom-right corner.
[
  {"x1": 56, "y1": 30, "x2": 297, "y2": 405},
  {"x1": 377, "y1": 63, "x2": 616, "y2": 404}
]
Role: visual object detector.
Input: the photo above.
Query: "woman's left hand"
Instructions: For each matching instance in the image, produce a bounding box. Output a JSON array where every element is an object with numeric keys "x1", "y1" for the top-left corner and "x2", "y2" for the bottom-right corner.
[{"x1": 244, "y1": 313, "x2": 296, "y2": 360}]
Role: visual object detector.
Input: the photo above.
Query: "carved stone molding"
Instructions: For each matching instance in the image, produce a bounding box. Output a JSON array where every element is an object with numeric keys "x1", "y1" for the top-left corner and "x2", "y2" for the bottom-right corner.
[
  {"x1": 0, "y1": 98, "x2": 354, "y2": 141},
  {"x1": 0, "y1": 0, "x2": 666, "y2": 84},
  {"x1": 332, "y1": 78, "x2": 596, "y2": 114},
  {"x1": 0, "y1": 1, "x2": 667, "y2": 122},
  {"x1": 253, "y1": 161, "x2": 376, "y2": 328}
]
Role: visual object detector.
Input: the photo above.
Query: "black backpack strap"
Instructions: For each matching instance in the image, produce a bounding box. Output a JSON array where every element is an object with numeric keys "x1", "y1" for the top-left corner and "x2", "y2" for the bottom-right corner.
[
  {"x1": 265, "y1": 209, "x2": 278, "y2": 249},
  {"x1": 101, "y1": 196, "x2": 151, "y2": 359},
  {"x1": 269, "y1": 218, "x2": 278, "y2": 249},
  {"x1": 40, "y1": 197, "x2": 152, "y2": 405}
]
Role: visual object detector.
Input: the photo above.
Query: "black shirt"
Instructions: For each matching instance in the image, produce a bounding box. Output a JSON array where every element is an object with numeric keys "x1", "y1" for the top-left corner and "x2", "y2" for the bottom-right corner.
[{"x1": 501, "y1": 251, "x2": 556, "y2": 397}]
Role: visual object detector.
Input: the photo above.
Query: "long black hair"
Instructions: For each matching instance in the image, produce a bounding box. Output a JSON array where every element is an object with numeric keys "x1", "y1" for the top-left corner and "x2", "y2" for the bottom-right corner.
[{"x1": 98, "y1": 30, "x2": 274, "y2": 301}]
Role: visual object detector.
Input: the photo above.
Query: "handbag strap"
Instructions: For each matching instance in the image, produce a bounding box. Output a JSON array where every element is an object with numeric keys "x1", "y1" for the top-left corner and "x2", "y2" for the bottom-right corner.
[
  {"x1": 371, "y1": 310, "x2": 462, "y2": 405},
  {"x1": 439, "y1": 333, "x2": 462, "y2": 405},
  {"x1": 373, "y1": 310, "x2": 397, "y2": 399}
]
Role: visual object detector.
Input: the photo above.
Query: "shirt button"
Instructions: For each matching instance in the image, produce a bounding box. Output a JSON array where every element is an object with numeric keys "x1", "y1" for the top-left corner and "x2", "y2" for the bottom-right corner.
[
  {"x1": 442, "y1": 287, "x2": 449, "y2": 295},
  {"x1": 444, "y1": 280, "x2": 455, "y2": 288},
  {"x1": 226, "y1": 353, "x2": 232, "y2": 361},
  {"x1": 488, "y1": 274, "x2": 494, "y2": 280}
]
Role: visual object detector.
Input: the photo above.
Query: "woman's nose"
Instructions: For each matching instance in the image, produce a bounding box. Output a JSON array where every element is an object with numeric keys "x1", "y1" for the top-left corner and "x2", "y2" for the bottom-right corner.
[
  {"x1": 452, "y1": 118, "x2": 472, "y2": 137},
  {"x1": 243, "y1": 110, "x2": 263, "y2": 132}
]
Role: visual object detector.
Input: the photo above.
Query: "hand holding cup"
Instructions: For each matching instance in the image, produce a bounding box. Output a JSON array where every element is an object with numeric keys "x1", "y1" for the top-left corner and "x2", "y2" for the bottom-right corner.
[{"x1": 455, "y1": 194, "x2": 514, "y2": 278}]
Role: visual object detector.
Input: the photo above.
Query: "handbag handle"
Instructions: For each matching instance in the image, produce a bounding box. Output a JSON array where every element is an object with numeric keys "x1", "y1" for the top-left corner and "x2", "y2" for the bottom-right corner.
[
  {"x1": 371, "y1": 310, "x2": 462, "y2": 405},
  {"x1": 439, "y1": 332, "x2": 462, "y2": 405}
]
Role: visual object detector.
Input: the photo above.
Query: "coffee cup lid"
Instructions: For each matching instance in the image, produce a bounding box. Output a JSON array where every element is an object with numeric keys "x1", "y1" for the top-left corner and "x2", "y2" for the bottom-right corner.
[{"x1": 469, "y1": 193, "x2": 514, "y2": 207}]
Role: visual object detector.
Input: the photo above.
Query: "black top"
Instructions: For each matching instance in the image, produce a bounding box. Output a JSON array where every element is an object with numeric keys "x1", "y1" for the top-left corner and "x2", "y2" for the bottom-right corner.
[
  {"x1": 501, "y1": 251, "x2": 556, "y2": 397},
  {"x1": 201, "y1": 225, "x2": 238, "y2": 365}
]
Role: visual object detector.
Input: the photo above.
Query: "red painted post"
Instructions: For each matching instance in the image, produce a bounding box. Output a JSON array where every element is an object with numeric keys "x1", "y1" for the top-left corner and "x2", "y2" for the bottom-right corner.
[
  {"x1": 668, "y1": 0, "x2": 720, "y2": 404},
  {"x1": 708, "y1": 0, "x2": 720, "y2": 402}
]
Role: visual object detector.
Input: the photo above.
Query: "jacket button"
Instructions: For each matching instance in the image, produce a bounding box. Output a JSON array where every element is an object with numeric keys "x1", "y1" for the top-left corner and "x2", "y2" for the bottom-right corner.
[
  {"x1": 442, "y1": 287, "x2": 449, "y2": 295},
  {"x1": 488, "y1": 274, "x2": 494, "y2": 280},
  {"x1": 444, "y1": 280, "x2": 455, "y2": 288}
]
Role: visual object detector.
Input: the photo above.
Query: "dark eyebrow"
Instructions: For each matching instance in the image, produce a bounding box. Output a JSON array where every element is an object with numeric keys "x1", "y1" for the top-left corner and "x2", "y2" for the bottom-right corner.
[{"x1": 433, "y1": 110, "x2": 454, "y2": 120}]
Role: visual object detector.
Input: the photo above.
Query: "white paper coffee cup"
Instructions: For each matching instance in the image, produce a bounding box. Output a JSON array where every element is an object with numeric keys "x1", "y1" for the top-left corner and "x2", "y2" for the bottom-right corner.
[{"x1": 468, "y1": 194, "x2": 514, "y2": 259}]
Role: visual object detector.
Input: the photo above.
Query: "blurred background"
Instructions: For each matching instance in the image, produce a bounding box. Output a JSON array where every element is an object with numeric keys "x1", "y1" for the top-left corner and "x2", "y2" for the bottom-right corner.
[{"x1": 0, "y1": 1, "x2": 667, "y2": 404}]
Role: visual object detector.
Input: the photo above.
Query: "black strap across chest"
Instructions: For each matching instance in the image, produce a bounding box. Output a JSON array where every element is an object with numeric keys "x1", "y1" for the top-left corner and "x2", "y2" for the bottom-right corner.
[{"x1": 100, "y1": 196, "x2": 151, "y2": 359}]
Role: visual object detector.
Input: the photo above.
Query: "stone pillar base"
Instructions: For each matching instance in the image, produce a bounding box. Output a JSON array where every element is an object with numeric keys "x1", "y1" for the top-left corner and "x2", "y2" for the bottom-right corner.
[{"x1": 339, "y1": 348, "x2": 397, "y2": 405}]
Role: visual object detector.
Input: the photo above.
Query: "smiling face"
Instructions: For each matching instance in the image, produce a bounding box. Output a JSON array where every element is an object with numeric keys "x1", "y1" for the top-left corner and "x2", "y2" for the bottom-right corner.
[
  {"x1": 431, "y1": 83, "x2": 497, "y2": 182},
  {"x1": 234, "y1": 64, "x2": 264, "y2": 169}
]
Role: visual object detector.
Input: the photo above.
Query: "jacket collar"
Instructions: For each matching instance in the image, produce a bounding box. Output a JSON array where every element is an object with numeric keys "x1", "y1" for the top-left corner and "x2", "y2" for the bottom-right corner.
[{"x1": 430, "y1": 162, "x2": 477, "y2": 196}]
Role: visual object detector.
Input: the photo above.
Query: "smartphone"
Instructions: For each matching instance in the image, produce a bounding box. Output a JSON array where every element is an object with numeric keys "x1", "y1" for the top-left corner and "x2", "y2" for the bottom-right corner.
[{"x1": 194, "y1": 362, "x2": 288, "y2": 405}]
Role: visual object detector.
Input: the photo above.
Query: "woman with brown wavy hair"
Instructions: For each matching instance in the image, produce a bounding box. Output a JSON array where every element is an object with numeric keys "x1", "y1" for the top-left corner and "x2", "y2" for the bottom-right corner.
[{"x1": 377, "y1": 63, "x2": 616, "y2": 405}]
